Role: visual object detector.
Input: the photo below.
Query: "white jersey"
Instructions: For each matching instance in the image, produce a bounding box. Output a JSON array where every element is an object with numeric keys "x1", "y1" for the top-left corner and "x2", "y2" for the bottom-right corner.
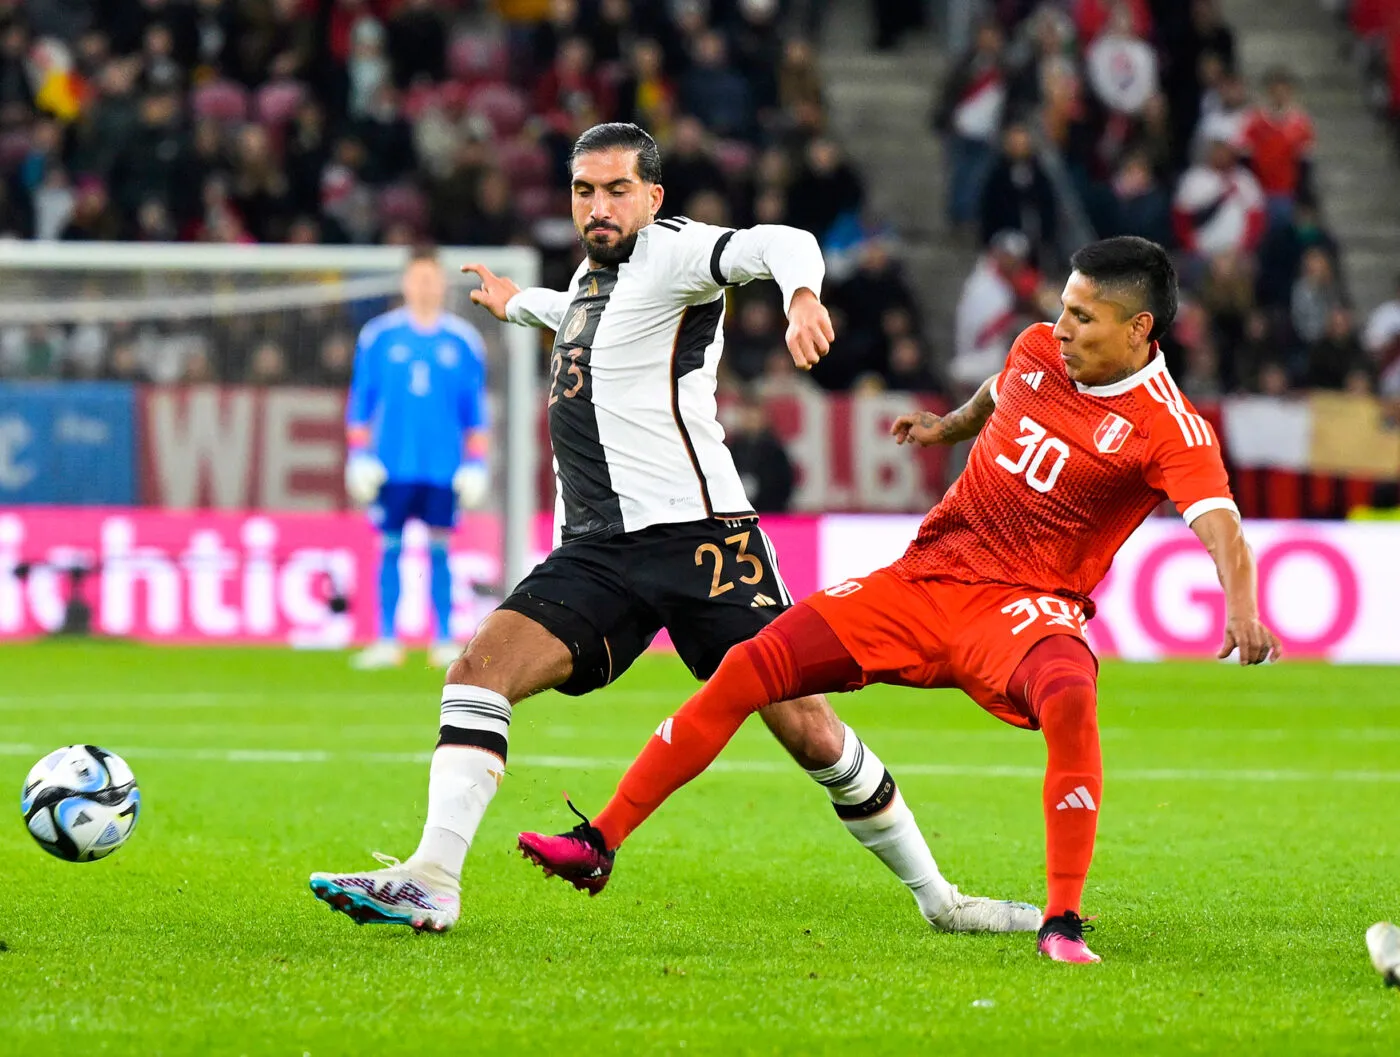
[{"x1": 506, "y1": 218, "x2": 824, "y2": 543}]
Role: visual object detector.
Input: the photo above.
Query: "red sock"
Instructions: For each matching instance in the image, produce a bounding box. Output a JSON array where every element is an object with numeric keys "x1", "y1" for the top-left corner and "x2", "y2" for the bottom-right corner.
[
  {"x1": 593, "y1": 604, "x2": 857, "y2": 850},
  {"x1": 1011, "y1": 635, "x2": 1101, "y2": 922}
]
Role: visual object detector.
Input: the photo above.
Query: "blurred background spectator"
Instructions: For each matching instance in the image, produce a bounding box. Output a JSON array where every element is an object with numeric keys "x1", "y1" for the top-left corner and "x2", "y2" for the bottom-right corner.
[{"x1": 724, "y1": 390, "x2": 795, "y2": 513}]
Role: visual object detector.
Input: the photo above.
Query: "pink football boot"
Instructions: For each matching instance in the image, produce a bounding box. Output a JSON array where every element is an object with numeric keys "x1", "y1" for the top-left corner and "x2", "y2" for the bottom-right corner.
[
  {"x1": 1038, "y1": 911, "x2": 1102, "y2": 963},
  {"x1": 517, "y1": 801, "x2": 615, "y2": 896}
]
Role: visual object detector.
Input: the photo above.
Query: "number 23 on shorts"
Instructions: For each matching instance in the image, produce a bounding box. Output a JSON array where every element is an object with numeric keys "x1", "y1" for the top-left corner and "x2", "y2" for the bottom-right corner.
[{"x1": 694, "y1": 531, "x2": 765, "y2": 598}]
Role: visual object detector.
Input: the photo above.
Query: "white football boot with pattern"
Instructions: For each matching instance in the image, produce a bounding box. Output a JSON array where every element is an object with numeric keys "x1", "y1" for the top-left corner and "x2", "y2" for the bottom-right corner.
[
  {"x1": 925, "y1": 886, "x2": 1042, "y2": 933},
  {"x1": 309, "y1": 853, "x2": 460, "y2": 932},
  {"x1": 350, "y1": 641, "x2": 405, "y2": 670}
]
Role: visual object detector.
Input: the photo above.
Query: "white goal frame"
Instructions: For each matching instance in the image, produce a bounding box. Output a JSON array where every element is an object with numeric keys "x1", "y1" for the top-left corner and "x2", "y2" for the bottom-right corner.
[{"x1": 1, "y1": 241, "x2": 543, "y2": 591}]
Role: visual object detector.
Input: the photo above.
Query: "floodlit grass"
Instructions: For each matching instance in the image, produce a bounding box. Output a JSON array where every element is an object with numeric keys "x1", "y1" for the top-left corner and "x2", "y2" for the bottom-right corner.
[{"x1": 1, "y1": 642, "x2": 1395, "y2": 1055}]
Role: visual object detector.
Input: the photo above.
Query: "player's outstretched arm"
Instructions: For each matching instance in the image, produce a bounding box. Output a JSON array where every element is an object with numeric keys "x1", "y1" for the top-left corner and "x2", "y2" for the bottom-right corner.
[
  {"x1": 461, "y1": 263, "x2": 573, "y2": 332},
  {"x1": 460, "y1": 263, "x2": 521, "y2": 321},
  {"x1": 700, "y1": 224, "x2": 832, "y2": 369},
  {"x1": 891, "y1": 374, "x2": 996, "y2": 447},
  {"x1": 1191, "y1": 508, "x2": 1282, "y2": 665}
]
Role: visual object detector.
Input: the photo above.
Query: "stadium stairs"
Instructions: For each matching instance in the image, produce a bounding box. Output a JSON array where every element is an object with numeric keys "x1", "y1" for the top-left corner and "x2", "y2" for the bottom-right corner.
[
  {"x1": 818, "y1": 2, "x2": 971, "y2": 356},
  {"x1": 1223, "y1": 0, "x2": 1400, "y2": 312},
  {"x1": 818, "y1": 0, "x2": 1400, "y2": 361}
]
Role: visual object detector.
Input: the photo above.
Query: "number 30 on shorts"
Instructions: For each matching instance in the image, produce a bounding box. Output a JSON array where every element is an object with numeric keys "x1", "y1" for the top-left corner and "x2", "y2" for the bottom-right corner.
[{"x1": 1001, "y1": 595, "x2": 1087, "y2": 635}]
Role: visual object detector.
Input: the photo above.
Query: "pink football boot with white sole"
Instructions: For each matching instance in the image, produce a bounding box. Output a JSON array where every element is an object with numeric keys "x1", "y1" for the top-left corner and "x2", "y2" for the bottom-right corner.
[{"x1": 1037, "y1": 911, "x2": 1102, "y2": 963}]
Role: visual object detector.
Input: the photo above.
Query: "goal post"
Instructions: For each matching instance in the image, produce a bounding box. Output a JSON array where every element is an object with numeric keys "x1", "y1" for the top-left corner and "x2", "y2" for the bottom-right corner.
[{"x1": 0, "y1": 241, "x2": 543, "y2": 593}]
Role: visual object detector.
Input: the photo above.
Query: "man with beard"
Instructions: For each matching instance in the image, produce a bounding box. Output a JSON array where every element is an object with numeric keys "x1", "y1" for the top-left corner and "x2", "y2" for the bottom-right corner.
[{"x1": 308, "y1": 123, "x2": 1041, "y2": 937}]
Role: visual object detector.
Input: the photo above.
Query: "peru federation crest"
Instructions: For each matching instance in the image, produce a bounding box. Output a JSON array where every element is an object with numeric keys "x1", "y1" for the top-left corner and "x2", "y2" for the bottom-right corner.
[{"x1": 1093, "y1": 412, "x2": 1133, "y2": 454}]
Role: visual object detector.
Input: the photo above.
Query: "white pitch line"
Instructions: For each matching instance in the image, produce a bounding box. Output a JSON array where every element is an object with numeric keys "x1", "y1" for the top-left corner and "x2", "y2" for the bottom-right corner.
[{"x1": 0, "y1": 744, "x2": 1397, "y2": 783}]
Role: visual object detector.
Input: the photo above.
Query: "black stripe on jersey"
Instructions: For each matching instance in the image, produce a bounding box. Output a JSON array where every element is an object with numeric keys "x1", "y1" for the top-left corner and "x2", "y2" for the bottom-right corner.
[
  {"x1": 709, "y1": 230, "x2": 737, "y2": 287},
  {"x1": 550, "y1": 268, "x2": 623, "y2": 541},
  {"x1": 654, "y1": 219, "x2": 684, "y2": 232},
  {"x1": 670, "y1": 299, "x2": 725, "y2": 516}
]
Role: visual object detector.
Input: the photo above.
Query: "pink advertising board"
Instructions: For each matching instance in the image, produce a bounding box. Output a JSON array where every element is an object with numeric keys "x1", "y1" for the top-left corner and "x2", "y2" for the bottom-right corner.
[
  {"x1": 0, "y1": 508, "x2": 821, "y2": 650},
  {"x1": 2, "y1": 507, "x2": 1397, "y2": 662},
  {"x1": 819, "y1": 516, "x2": 1400, "y2": 663}
]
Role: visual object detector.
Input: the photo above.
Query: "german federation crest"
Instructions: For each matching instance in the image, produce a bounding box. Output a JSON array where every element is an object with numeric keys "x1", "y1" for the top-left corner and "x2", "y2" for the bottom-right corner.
[
  {"x1": 562, "y1": 307, "x2": 589, "y2": 343},
  {"x1": 1094, "y1": 412, "x2": 1133, "y2": 454}
]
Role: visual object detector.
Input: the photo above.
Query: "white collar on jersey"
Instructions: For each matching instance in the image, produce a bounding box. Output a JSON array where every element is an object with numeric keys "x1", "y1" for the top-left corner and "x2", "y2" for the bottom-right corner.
[{"x1": 1073, "y1": 342, "x2": 1167, "y2": 397}]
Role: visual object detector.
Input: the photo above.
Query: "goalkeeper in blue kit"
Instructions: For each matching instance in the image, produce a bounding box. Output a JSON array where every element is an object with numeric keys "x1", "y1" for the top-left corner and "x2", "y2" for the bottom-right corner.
[{"x1": 344, "y1": 246, "x2": 490, "y2": 669}]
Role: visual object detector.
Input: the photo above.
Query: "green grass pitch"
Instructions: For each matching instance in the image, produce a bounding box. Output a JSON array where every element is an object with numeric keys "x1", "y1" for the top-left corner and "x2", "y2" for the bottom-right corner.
[{"x1": 0, "y1": 641, "x2": 1395, "y2": 1055}]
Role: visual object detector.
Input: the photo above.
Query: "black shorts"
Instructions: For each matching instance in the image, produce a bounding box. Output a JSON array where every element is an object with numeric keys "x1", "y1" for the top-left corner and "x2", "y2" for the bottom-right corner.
[{"x1": 498, "y1": 517, "x2": 792, "y2": 695}]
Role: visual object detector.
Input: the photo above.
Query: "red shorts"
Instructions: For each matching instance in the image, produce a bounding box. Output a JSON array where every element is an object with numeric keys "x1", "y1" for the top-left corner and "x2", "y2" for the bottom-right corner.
[{"x1": 801, "y1": 569, "x2": 1097, "y2": 730}]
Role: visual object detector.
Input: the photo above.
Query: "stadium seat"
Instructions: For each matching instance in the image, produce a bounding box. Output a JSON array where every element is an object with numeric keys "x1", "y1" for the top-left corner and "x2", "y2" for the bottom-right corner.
[
  {"x1": 256, "y1": 80, "x2": 308, "y2": 127},
  {"x1": 0, "y1": 129, "x2": 31, "y2": 174},
  {"x1": 494, "y1": 140, "x2": 552, "y2": 188},
  {"x1": 191, "y1": 80, "x2": 250, "y2": 122},
  {"x1": 402, "y1": 83, "x2": 443, "y2": 121},
  {"x1": 466, "y1": 82, "x2": 530, "y2": 138},
  {"x1": 437, "y1": 81, "x2": 473, "y2": 114},
  {"x1": 377, "y1": 183, "x2": 429, "y2": 232},
  {"x1": 448, "y1": 34, "x2": 509, "y2": 83},
  {"x1": 713, "y1": 140, "x2": 756, "y2": 179},
  {"x1": 516, "y1": 185, "x2": 564, "y2": 220}
]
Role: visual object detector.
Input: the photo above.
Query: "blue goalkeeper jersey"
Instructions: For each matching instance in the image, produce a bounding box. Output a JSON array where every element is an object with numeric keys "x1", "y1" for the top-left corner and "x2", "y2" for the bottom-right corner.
[{"x1": 346, "y1": 308, "x2": 488, "y2": 486}]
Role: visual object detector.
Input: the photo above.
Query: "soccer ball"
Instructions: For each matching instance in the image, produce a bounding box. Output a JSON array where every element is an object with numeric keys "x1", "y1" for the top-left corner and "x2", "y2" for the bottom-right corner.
[{"x1": 21, "y1": 745, "x2": 141, "y2": 862}]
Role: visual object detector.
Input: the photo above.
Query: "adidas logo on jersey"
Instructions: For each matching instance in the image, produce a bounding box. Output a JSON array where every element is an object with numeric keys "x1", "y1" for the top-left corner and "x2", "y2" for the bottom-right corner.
[
  {"x1": 1055, "y1": 785, "x2": 1098, "y2": 812},
  {"x1": 655, "y1": 717, "x2": 674, "y2": 744},
  {"x1": 1021, "y1": 371, "x2": 1044, "y2": 391},
  {"x1": 750, "y1": 593, "x2": 778, "y2": 608}
]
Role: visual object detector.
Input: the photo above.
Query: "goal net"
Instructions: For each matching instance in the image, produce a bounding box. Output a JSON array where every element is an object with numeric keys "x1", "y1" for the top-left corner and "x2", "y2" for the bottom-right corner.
[{"x1": 0, "y1": 241, "x2": 542, "y2": 609}]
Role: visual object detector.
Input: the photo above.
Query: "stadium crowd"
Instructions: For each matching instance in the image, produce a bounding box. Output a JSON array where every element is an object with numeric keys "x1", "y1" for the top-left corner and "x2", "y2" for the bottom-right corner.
[
  {"x1": 941, "y1": 0, "x2": 1400, "y2": 402},
  {"x1": 3, "y1": 0, "x2": 1399, "y2": 409},
  {"x1": 0, "y1": 0, "x2": 934, "y2": 399}
]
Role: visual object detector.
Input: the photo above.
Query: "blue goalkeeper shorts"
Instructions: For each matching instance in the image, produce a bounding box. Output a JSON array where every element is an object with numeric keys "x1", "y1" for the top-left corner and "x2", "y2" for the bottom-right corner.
[{"x1": 370, "y1": 482, "x2": 456, "y2": 534}]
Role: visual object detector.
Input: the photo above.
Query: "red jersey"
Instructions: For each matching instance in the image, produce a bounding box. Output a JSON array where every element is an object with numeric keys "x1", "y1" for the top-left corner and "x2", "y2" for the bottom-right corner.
[
  {"x1": 893, "y1": 323, "x2": 1236, "y2": 606},
  {"x1": 1241, "y1": 107, "x2": 1314, "y2": 196}
]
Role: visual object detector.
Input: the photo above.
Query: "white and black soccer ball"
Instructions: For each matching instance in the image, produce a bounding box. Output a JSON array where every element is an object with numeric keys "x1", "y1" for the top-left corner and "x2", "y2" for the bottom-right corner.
[{"x1": 21, "y1": 745, "x2": 141, "y2": 862}]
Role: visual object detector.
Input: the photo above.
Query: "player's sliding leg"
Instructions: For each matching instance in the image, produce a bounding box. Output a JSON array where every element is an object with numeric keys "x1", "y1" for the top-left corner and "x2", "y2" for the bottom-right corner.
[
  {"x1": 790, "y1": 715, "x2": 1039, "y2": 932},
  {"x1": 1011, "y1": 635, "x2": 1104, "y2": 963},
  {"x1": 514, "y1": 624, "x2": 790, "y2": 894},
  {"x1": 310, "y1": 610, "x2": 572, "y2": 931},
  {"x1": 519, "y1": 604, "x2": 1040, "y2": 932},
  {"x1": 427, "y1": 530, "x2": 460, "y2": 668},
  {"x1": 351, "y1": 531, "x2": 406, "y2": 669}
]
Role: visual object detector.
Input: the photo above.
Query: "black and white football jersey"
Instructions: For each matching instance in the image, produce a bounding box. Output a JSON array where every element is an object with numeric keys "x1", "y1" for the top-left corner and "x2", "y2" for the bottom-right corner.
[{"x1": 506, "y1": 219, "x2": 824, "y2": 543}]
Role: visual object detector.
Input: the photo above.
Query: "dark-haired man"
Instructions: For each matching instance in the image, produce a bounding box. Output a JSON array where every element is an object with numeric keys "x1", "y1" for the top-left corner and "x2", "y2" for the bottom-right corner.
[
  {"x1": 311, "y1": 123, "x2": 1039, "y2": 936},
  {"x1": 521, "y1": 235, "x2": 1282, "y2": 964}
]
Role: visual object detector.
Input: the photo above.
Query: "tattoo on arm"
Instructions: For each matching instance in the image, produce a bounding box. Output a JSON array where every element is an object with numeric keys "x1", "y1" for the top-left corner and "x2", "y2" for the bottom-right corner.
[{"x1": 931, "y1": 377, "x2": 997, "y2": 443}]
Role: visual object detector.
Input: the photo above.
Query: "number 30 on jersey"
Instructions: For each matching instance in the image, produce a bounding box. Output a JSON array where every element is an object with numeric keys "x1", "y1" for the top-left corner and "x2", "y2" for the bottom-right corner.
[{"x1": 995, "y1": 416, "x2": 1069, "y2": 493}]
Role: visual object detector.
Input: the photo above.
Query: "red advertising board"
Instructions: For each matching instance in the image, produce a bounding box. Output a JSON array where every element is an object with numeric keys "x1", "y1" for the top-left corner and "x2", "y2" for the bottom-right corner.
[{"x1": 136, "y1": 386, "x2": 953, "y2": 514}]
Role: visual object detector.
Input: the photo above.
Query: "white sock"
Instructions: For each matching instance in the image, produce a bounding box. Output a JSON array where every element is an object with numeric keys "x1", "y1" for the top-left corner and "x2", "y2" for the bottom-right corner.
[
  {"x1": 405, "y1": 685, "x2": 511, "y2": 883},
  {"x1": 807, "y1": 725, "x2": 955, "y2": 918}
]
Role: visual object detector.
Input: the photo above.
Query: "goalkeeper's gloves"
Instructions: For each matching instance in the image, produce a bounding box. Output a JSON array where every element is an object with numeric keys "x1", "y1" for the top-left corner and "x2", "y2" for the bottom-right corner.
[
  {"x1": 344, "y1": 451, "x2": 388, "y2": 505},
  {"x1": 453, "y1": 460, "x2": 490, "y2": 510}
]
